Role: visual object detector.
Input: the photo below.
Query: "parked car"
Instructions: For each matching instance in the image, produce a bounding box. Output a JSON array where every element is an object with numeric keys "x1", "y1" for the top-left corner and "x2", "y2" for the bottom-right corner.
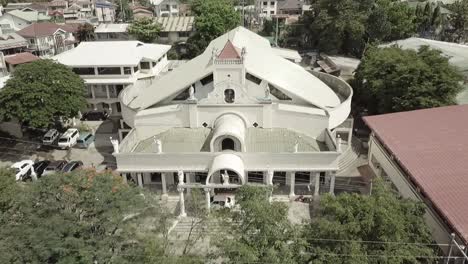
[
  {"x1": 76, "y1": 132, "x2": 95, "y2": 149},
  {"x1": 33, "y1": 160, "x2": 51, "y2": 178},
  {"x1": 62, "y1": 161, "x2": 83, "y2": 173},
  {"x1": 42, "y1": 160, "x2": 67, "y2": 176},
  {"x1": 80, "y1": 110, "x2": 109, "y2": 121},
  {"x1": 11, "y1": 160, "x2": 35, "y2": 181},
  {"x1": 42, "y1": 129, "x2": 60, "y2": 145},
  {"x1": 58, "y1": 128, "x2": 79, "y2": 149},
  {"x1": 211, "y1": 194, "x2": 236, "y2": 209}
]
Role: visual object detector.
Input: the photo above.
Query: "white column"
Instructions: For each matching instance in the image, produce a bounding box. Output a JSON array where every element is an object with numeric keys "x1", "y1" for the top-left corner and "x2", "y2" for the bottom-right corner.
[
  {"x1": 161, "y1": 172, "x2": 167, "y2": 198},
  {"x1": 178, "y1": 187, "x2": 186, "y2": 217},
  {"x1": 204, "y1": 188, "x2": 211, "y2": 213},
  {"x1": 90, "y1": 85, "x2": 95, "y2": 99},
  {"x1": 106, "y1": 85, "x2": 110, "y2": 99},
  {"x1": 122, "y1": 173, "x2": 127, "y2": 184},
  {"x1": 314, "y1": 172, "x2": 320, "y2": 197},
  {"x1": 186, "y1": 172, "x2": 192, "y2": 194},
  {"x1": 137, "y1": 173, "x2": 143, "y2": 188},
  {"x1": 289, "y1": 172, "x2": 295, "y2": 197},
  {"x1": 329, "y1": 173, "x2": 336, "y2": 196},
  {"x1": 263, "y1": 171, "x2": 268, "y2": 185}
]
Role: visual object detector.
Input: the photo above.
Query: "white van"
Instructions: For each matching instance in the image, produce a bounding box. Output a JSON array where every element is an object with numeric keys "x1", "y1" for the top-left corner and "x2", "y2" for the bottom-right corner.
[
  {"x1": 211, "y1": 194, "x2": 236, "y2": 209},
  {"x1": 58, "y1": 128, "x2": 79, "y2": 149}
]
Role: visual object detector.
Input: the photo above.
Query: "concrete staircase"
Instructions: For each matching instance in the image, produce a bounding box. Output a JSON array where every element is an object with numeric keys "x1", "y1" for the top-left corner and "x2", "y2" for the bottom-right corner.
[{"x1": 337, "y1": 136, "x2": 365, "y2": 176}]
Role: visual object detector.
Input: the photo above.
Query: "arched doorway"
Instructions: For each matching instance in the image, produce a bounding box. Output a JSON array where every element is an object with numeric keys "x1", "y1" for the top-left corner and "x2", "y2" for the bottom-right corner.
[{"x1": 221, "y1": 138, "x2": 235, "y2": 151}]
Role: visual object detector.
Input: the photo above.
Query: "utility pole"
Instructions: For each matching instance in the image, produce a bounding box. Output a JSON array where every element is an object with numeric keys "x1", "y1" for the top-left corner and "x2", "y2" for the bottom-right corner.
[{"x1": 242, "y1": 0, "x2": 245, "y2": 27}]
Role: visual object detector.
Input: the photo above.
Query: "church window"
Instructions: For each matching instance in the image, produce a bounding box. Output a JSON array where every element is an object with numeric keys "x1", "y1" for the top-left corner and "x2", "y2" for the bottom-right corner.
[{"x1": 224, "y1": 89, "x2": 235, "y2": 103}]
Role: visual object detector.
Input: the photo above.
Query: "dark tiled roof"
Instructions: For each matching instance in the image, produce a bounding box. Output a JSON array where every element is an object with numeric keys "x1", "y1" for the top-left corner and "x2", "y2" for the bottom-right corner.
[
  {"x1": 4, "y1": 52, "x2": 40, "y2": 65},
  {"x1": 364, "y1": 105, "x2": 468, "y2": 244}
]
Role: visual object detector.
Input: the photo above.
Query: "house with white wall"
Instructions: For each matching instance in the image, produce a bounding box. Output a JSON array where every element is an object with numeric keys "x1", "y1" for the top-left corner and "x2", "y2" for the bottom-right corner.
[
  {"x1": 17, "y1": 22, "x2": 77, "y2": 57},
  {"x1": 152, "y1": 0, "x2": 179, "y2": 17},
  {"x1": 95, "y1": 0, "x2": 115, "y2": 22},
  {"x1": 115, "y1": 27, "x2": 354, "y2": 215},
  {"x1": 257, "y1": 0, "x2": 278, "y2": 19},
  {"x1": 53, "y1": 41, "x2": 171, "y2": 118},
  {"x1": 0, "y1": 10, "x2": 50, "y2": 33},
  {"x1": 155, "y1": 16, "x2": 194, "y2": 44}
]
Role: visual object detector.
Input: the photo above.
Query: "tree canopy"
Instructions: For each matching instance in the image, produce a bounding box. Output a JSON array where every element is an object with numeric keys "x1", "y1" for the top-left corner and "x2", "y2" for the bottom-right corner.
[
  {"x1": 0, "y1": 60, "x2": 86, "y2": 129},
  {"x1": 447, "y1": 0, "x2": 468, "y2": 43},
  {"x1": 127, "y1": 17, "x2": 161, "y2": 43},
  {"x1": 212, "y1": 186, "x2": 306, "y2": 264},
  {"x1": 185, "y1": 0, "x2": 240, "y2": 58},
  {"x1": 352, "y1": 45, "x2": 463, "y2": 114},
  {"x1": 295, "y1": 0, "x2": 416, "y2": 56},
  {"x1": 76, "y1": 23, "x2": 95, "y2": 42},
  {"x1": 305, "y1": 179, "x2": 436, "y2": 264}
]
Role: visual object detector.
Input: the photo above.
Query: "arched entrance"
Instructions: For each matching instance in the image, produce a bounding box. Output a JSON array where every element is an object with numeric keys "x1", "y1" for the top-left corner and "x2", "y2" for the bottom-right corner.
[
  {"x1": 206, "y1": 154, "x2": 245, "y2": 185},
  {"x1": 221, "y1": 138, "x2": 235, "y2": 151}
]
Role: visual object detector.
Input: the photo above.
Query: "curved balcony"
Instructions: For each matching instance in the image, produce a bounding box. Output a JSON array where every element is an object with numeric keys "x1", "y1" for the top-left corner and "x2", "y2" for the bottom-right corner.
[{"x1": 309, "y1": 71, "x2": 353, "y2": 129}]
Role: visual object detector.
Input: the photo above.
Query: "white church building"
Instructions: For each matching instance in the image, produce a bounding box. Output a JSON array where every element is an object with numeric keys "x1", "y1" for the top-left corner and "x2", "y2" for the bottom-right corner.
[{"x1": 114, "y1": 27, "x2": 353, "y2": 214}]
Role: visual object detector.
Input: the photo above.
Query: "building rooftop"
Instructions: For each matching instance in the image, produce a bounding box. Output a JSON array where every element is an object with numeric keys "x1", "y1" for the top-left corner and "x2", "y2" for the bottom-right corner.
[
  {"x1": 53, "y1": 41, "x2": 171, "y2": 67},
  {"x1": 133, "y1": 127, "x2": 326, "y2": 153},
  {"x1": 364, "y1": 105, "x2": 468, "y2": 244},
  {"x1": 4, "y1": 52, "x2": 40, "y2": 65},
  {"x1": 17, "y1": 22, "x2": 75, "y2": 38},
  {"x1": 0, "y1": 33, "x2": 28, "y2": 50},
  {"x1": 7, "y1": 9, "x2": 50, "y2": 22},
  {"x1": 156, "y1": 16, "x2": 195, "y2": 32},
  {"x1": 95, "y1": 23, "x2": 129, "y2": 33}
]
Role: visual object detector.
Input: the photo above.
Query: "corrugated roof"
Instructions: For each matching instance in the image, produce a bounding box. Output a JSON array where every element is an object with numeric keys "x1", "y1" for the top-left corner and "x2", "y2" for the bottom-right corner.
[
  {"x1": 364, "y1": 105, "x2": 468, "y2": 244},
  {"x1": 7, "y1": 9, "x2": 50, "y2": 22},
  {"x1": 156, "y1": 16, "x2": 194, "y2": 32},
  {"x1": 4, "y1": 52, "x2": 40, "y2": 65},
  {"x1": 17, "y1": 22, "x2": 75, "y2": 38},
  {"x1": 95, "y1": 23, "x2": 129, "y2": 33},
  {"x1": 0, "y1": 33, "x2": 28, "y2": 50}
]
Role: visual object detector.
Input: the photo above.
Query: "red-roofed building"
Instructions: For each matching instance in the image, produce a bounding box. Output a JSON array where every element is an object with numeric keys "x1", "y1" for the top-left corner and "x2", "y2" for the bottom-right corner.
[
  {"x1": 4, "y1": 52, "x2": 40, "y2": 72},
  {"x1": 364, "y1": 105, "x2": 468, "y2": 255},
  {"x1": 218, "y1": 40, "x2": 241, "y2": 60},
  {"x1": 17, "y1": 22, "x2": 77, "y2": 57}
]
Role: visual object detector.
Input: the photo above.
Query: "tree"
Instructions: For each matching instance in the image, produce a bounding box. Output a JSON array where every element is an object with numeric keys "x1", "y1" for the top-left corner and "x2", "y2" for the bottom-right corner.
[
  {"x1": 352, "y1": 45, "x2": 463, "y2": 114},
  {"x1": 185, "y1": 0, "x2": 240, "y2": 58},
  {"x1": 211, "y1": 186, "x2": 307, "y2": 264},
  {"x1": 0, "y1": 169, "x2": 174, "y2": 263},
  {"x1": 76, "y1": 23, "x2": 95, "y2": 42},
  {"x1": 293, "y1": 0, "x2": 416, "y2": 57},
  {"x1": 127, "y1": 17, "x2": 161, "y2": 43},
  {"x1": 447, "y1": 0, "x2": 468, "y2": 43},
  {"x1": 0, "y1": 60, "x2": 86, "y2": 129},
  {"x1": 116, "y1": 0, "x2": 133, "y2": 22},
  {"x1": 305, "y1": 179, "x2": 436, "y2": 264}
]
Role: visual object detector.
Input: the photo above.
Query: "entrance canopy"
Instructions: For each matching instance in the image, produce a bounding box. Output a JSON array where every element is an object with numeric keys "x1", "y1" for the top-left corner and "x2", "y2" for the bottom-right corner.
[{"x1": 207, "y1": 153, "x2": 245, "y2": 185}]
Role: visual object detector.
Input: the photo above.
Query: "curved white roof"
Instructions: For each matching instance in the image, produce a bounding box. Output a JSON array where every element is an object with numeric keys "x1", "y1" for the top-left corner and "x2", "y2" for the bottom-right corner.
[
  {"x1": 207, "y1": 154, "x2": 245, "y2": 185},
  {"x1": 132, "y1": 27, "x2": 341, "y2": 109}
]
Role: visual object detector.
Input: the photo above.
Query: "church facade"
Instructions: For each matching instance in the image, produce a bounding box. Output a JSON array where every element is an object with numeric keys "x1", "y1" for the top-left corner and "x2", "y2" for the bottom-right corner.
[{"x1": 113, "y1": 27, "x2": 353, "y2": 214}]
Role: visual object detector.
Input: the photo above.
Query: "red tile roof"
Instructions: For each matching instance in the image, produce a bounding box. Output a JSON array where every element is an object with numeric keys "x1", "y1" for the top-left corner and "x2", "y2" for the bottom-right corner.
[
  {"x1": 218, "y1": 40, "x2": 241, "y2": 59},
  {"x1": 17, "y1": 22, "x2": 76, "y2": 38},
  {"x1": 4, "y1": 52, "x2": 40, "y2": 65},
  {"x1": 364, "y1": 105, "x2": 468, "y2": 244}
]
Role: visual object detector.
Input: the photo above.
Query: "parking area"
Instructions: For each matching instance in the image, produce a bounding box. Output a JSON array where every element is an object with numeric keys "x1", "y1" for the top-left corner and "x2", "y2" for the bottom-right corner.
[{"x1": 0, "y1": 119, "x2": 119, "y2": 170}]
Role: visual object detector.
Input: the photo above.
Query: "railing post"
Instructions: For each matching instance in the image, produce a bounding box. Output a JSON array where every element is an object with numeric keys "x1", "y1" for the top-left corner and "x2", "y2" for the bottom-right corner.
[{"x1": 445, "y1": 233, "x2": 455, "y2": 264}]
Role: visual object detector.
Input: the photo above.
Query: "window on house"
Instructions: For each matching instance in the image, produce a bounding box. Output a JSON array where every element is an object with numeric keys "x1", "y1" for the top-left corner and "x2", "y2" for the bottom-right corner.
[
  {"x1": 123, "y1": 67, "x2": 132, "y2": 75},
  {"x1": 116, "y1": 102, "x2": 122, "y2": 112},
  {"x1": 98, "y1": 67, "x2": 121, "y2": 75},
  {"x1": 269, "y1": 84, "x2": 292, "y2": 100},
  {"x1": 159, "y1": 32, "x2": 169, "y2": 38},
  {"x1": 270, "y1": 1, "x2": 275, "y2": 5},
  {"x1": 263, "y1": 1, "x2": 267, "y2": 5},
  {"x1": 270, "y1": 10, "x2": 274, "y2": 14},
  {"x1": 200, "y1": 74, "x2": 213, "y2": 85},
  {"x1": 224, "y1": 89, "x2": 235, "y2": 103},
  {"x1": 29, "y1": 39, "x2": 35, "y2": 44},
  {"x1": 140, "y1": 61, "x2": 151, "y2": 69},
  {"x1": 178, "y1": 31, "x2": 190, "y2": 38},
  {"x1": 72, "y1": 67, "x2": 95, "y2": 75},
  {"x1": 133, "y1": 66, "x2": 138, "y2": 73},
  {"x1": 246, "y1": 72, "x2": 262, "y2": 85}
]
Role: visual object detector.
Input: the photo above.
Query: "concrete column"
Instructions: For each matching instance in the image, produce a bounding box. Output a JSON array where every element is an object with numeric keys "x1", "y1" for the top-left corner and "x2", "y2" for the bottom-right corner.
[
  {"x1": 122, "y1": 173, "x2": 127, "y2": 184},
  {"x1": 178, "y1": 187, "x2": 186, "y2": 217},
  {"x1": 106, "y1": 85, "x2": 110, "y2": 99},
  {"x1": 263, "y1": 171, "x2": 268, "y2": 185},
  {"x1": 161, "y1": 172, "x2": 167, "y2": 198},
  {"x1": 289, "y1": 172, "x2": 295, "y2": 197},
  {"x1": 314, "y1": 172, "x2": 320, "y2": 197},
  {"x1": 90, "y1": 85, "x2": 95, "y2": 99},
  {"x1": 137, "y1": 173, "x2": 143, "y2": 188},
  {"x1": 329, "y1": 173, "x2": 336, "y2": 195},
  {"x1": 186, "y1": 172, "x2": 192, "y2": 194},
  {"x1": 204, "y1": 188, "x2": 211, "y2": 213}
]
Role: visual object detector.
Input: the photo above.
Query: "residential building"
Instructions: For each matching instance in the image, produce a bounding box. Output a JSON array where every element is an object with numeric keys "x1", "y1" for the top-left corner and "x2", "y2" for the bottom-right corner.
[
  {"x1": 152, "y1": 0, "x2": 179, "y2": 17},
  {"x1": 132, "y1": 6, "x2": 154, "y2": 19},
  {"x1": 53, "y1": 41, "x2": 171, "y2": 117},
  {"x1": 3, "y1": 3, "x2": 49, "y2": 14},
  {"x1": 364, "y1": 105, "x2": 468, "y2": 256},
  {"x1": 0, "y1": 33, "x2": 28, "y2": 55},
  {"x1": 17, "y1": 23, "x2": 77, "y2": 57},
  {"x1": 156, "y1": 16, "x2": 194, "y2": 44},
  {"x1": 0, "y1": 10, "x2": 50, "y2": 32},
  {"x1": 48, "y1": 0, "x2": 68, "y2": 13},
  {"x1": 115, "y1": 27, "x2": 353, "y2": 214},
  {"x1": 4, "y1": 52, "x2": 40, "y2": 73},
  {"x1": 277, "y1": 0, "x2": 305, "y2": 16},
  {"x1": 257, "y1": 0, "x2": 278, "y2": 18},
  {"x1": 95, "y1": 0, "x2": 115, "y2": 23},
  {"x1": 95, "y1": 23, "x2": 131, "y2": 40}
]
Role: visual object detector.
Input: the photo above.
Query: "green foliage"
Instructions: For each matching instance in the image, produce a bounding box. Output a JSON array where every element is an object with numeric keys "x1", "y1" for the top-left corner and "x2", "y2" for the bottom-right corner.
[
  {"x1": 447, "y1": 0, "x2": 468, "y2": 42},
  {"x1": 128, "y1": 17, "x2": 161, "y2": 43},
  {"x1": 211, "y1": 186, "x2": 307, "y2": 264},
  {"x1": 352, "y1": 45, "x2": 463, "y2": 114},
  {"x1": 116, "y1": 0, "x2": 133, "y2": 22},
  {"x1": 76, "y1": 23, "x2": 95, "y2": 42},
  {"x1": 296, "y1": 0, "x2": 416, "y2": 56},
  {"x1": 0, "y1": 169, "x2": 171, "y2": 263},
  {"x1": 0, "y1": 60, "x2": 86, "y2": 129},
  {"x1": 186, "y1": 0, "x2": 240, "y2": 58},
  {"x1": 306, "y1": 179, "x2": 436, "y2": 264}
]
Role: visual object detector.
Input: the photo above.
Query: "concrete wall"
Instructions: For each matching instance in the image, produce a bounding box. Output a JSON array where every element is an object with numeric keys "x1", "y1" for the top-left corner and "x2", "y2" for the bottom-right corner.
[
  {"x1": 0, "y1": 120, "x2": 22, "y2": 138},
  {"x1": 368, "y1": 135, "x2": 455, "y2": 250}
]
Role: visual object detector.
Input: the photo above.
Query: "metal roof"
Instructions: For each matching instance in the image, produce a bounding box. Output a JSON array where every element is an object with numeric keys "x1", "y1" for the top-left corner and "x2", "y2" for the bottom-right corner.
[
  {"x1": 364, "y1": 105, "x2": 468, "y2": 244},
  {"x1": 95, "y1": 23, "x2": 129, "y2": 33},
  {"x1": 156, "y1": 16, "x2": 194, "y2": 32},
  {"x1": 0, "y1": 33, "x2": 28, "y2": 50}
]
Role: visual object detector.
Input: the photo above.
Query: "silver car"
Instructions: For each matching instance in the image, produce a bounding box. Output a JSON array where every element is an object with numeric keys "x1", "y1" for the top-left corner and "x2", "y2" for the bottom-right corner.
[{"x1": 42, "y1": 129, "x2": 60, "y2": 145}]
